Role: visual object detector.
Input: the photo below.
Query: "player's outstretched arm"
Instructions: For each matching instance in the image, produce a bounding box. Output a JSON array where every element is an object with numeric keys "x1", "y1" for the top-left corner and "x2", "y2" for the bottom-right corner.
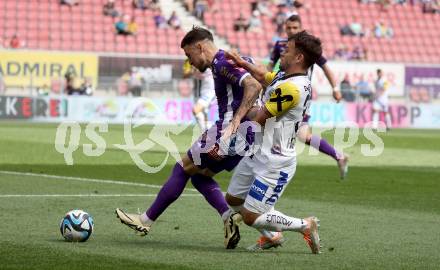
[
  {"x1": 321, "y1": 63, "x2": 341, "y2": 102},
  {"x1": 225, "y1": 50, "x2": 269, "y2": 87}
]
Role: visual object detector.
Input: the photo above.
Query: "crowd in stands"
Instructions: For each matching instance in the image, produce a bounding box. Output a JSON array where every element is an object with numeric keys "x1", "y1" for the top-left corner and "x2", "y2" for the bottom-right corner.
[
  {"x1": 340, "y1": 20, "x2": 393, "y2": 39},
  {"x1": 359, "y1": 0, "x2": 440, "y2": 13},
  {"x1": 102, "y1": 0, "x2": 180, "y2": 35},
  {"x1": 333, "y1": 44, "x2": 368, "y2": 61},
  {"x1": 183, "y1": 0, "x2": 218, "y2": 22},
  {"x1": 338, "y1": 73, "x2": 378, "y2": 103}
]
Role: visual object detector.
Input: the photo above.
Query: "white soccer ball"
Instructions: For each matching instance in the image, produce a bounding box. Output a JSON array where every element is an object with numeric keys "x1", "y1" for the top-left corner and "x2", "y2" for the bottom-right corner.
[{"x1": 60, "y1": 209, "x2": 94, "y2": 242}]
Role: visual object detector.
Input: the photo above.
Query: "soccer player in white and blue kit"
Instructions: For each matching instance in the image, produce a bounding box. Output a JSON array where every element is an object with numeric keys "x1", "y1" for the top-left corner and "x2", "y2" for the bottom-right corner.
[
  {"x1": 224, "y1": 31, "x2": 322, "y2": 254},
  {"x1": 270, "y1": 15, "x2": 349, "y2": 180}
]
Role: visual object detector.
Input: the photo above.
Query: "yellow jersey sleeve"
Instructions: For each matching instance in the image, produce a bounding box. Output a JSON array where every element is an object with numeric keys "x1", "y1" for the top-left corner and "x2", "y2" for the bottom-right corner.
[
  {"x1": 183, "y1": 59, "x2": 192, "y2": 75},
  {"x1": 264, "y1": 81, "x2": 300, "y2": 116},
  {"x1": 264, "y1": 72, "x2": 277, "y2": 85}
]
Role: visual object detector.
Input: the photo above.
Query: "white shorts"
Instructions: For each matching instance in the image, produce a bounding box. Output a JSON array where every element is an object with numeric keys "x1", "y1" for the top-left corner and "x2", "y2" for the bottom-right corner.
[
  {"x1": 373, "y1": 100, "x2": 388, "y2": 112},
  {"x1": 227, "y1": 155, "x2": 296, "y2": 214}
]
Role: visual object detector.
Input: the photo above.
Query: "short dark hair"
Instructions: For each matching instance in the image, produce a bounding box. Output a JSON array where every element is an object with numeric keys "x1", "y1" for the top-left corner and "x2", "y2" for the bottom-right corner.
[
  {"x1": 288, "y1": 31, "x2": 322, "y2": 68},
  {"x1": 285, "y1": 14, "x2": 302, "y2": 25},
  {"x1": 180, "y1": 26, "x2": 214, "y2": 48}
]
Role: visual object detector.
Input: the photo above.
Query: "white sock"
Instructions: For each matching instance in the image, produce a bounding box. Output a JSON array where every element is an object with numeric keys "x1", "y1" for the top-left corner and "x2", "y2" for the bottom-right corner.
[
  {"x1": 195, "y1": 111, "x2": 207, "y2": 131},
  {"x1": 372, "y1": 112, "x2": 379, "y2": 129},
  {"x1": 252, "y1": 209, "x2": 306, "y2": 232},
  {"x1": 385, "y1": 113, "x2": 392, "y2": 128},
  {"x1": 140, "y1": 212, "x2": 154, "y2": 226},
  {"x1": 227, "y1": 204, "x2": 275, "y2": 238}
]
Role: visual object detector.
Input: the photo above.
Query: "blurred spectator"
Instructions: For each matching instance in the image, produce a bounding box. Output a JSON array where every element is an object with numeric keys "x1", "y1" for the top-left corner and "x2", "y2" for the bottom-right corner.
[
  {"x1": 10, "y1": 35, "x2": 21, "y2": 49},
  {"x1": 284, "y1": 0, "x2": 304, "y2": 8},
  {"x1": 374, "y1": 21, "x2": 394, "y2": 38},
  {"x1": 103, "y1": 0, "x2": 120, "y2": 17},
  {"x1": 127, "y1": 17, "x2": 138, "y2": 35},
  {"x1": 115, "y1": 15, "x2": 130, "y2": 35},
  {"x1": 273, "y1": 5, "x2": 288, "y2": 33},
  {"x1": 251, "y1": 0, "x2": 272, "y2": 17},
  {"x1": 333, "y1": 44, "x2": 351, "y2": 60},
  {"x1": 65, "y1": 71, "x2": 84, "y2": 95},
  {"x1": 195, "y1": 0, "x2": 208, "y2": 22},
  {"x1": 150, "y1": 0, "x2": 160, "y2": 11},
  {"x1": 133, "y1": 0, "x2": 148, "y2": 10},
  {"x1": 352, "y1": 45, "x2": 368, "y2": 60},
  {"x1": 356, "y1": 75, "x2": 373, "y2": 101},
  {"x1": 184, "y1": 0, "x2": 195, "y2": 13},
  {"x1": 60, "y1": 0, "x2": 79, "y2": 6},
  {"x1": 422, "y1": 0, "x2": 440, "y2": 13},
  {"x1": 154, "y1": 10, "x2": 168, "y2": 29},
  {"x1": 168, "y1": 11, "x2": 181, "y2": 29},
  {"x1": 248, "y1": 10, "x2": 262, "y2": 33},
  {"x1": 234, "y1": 13, "x2": 249, "y2": 32},
  {"x1": 340, "y1": 18, "x2": 365, "y2": 37},
  {"x1": 340, "y1": 74, "x2": 356, "y2": 102}
]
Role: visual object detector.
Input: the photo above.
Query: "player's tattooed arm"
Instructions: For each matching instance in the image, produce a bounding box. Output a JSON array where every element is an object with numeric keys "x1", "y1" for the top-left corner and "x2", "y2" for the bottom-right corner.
[
  {"x1": 221, "y1": 76, "x2": 262, "y2": 140},
  {"x1": 225, "y1": 50, "x2": 269, "y2": 87}
]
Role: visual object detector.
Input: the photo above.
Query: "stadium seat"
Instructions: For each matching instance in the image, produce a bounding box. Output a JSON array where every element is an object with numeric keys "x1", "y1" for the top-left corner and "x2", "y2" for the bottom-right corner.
[{"x1": 0, "y1": 0, "x2": 438, "y2": 62}]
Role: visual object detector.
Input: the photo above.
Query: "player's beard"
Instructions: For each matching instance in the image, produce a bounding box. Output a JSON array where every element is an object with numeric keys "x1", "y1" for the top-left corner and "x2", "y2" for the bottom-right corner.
[{"x1": 279, "y1": 60, "x2": 286, "y2": 71}]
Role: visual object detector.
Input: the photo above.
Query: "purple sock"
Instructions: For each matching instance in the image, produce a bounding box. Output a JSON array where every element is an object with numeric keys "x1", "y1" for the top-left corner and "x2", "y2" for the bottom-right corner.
[
  {"x1": 191, "y1": 174, "x2": 229, "y2": 217},
  {"x1": 146, "y1": 163, "x2": 190, "y2": 221},
  {"x1": 307, "y1": 135, "x2": 342, "y2": 161}
]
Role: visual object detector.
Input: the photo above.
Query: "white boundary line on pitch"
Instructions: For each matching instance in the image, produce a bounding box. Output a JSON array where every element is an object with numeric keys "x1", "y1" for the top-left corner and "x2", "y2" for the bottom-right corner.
[
  {"x1": 0, "y1": 194, "x2": 202, "y2": 198},
  {"x1": 0, "y1": 170, "x2": 198, "y2": 192}
]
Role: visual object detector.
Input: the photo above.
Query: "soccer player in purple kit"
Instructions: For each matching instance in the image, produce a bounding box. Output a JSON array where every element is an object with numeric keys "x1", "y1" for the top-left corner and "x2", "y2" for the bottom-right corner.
[
  {"x1": 115, "y1": 27, "x2": 263, "y2": 249},
  {"x1": 269, "y1": 15, "x2": 349, "y2": 179}
]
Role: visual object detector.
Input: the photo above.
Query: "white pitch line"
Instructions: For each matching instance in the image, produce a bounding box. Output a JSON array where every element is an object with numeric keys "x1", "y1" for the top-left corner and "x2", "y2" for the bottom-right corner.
[
  {"x1": 0, "y1": 170, "x2": 198, "y2": 192},
  {"x1": 0, "y1": 194, "x2": 202, "y2": 198}
]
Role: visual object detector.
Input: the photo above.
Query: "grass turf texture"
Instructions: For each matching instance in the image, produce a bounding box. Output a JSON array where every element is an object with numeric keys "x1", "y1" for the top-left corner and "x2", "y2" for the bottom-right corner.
[{"x1": 0, "y1": 121, "x2": 439, "y2": 270}]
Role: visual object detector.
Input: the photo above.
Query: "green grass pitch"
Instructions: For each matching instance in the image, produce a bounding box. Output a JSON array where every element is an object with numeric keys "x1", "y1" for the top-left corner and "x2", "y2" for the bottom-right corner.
[{"x1": 0, "y1": 121, "x2": 439, "y2": 270}]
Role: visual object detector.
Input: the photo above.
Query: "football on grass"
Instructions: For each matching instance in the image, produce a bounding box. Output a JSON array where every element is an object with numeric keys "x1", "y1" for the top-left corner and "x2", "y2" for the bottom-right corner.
[{"x1": 60, "y1": 209, "x2": 94, "y2": 242}]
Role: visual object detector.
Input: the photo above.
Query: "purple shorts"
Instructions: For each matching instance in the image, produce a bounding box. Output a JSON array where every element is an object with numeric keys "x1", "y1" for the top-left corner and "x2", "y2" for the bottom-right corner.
[{"x1": 187, "y1": 119, "x2": 255, "y2": 174}]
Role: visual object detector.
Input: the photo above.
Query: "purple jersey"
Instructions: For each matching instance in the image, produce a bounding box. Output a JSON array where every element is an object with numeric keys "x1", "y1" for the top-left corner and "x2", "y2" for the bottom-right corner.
[
  {"x1": 270, "y1": 38, "x2": 327, "y2": 69},
  {"x1": 187, "y1": 50, "x2": 255, "y2": 173},
  {"x1": 211, "y1": 50, "x2": 252, "y2": 121}
]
